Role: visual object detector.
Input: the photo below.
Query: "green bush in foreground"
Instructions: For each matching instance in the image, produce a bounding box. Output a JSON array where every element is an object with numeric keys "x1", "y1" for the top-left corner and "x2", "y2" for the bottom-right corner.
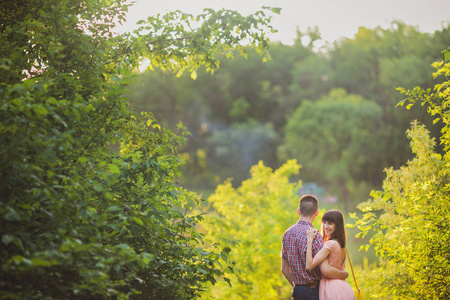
[{"x1": 0, "y1": 0, "x2": 278, "y2": 298}]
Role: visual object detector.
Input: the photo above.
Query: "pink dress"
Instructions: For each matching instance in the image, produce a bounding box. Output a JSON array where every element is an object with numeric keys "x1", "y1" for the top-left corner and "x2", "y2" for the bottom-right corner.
[{"x1": 319, "y1": 240, "x2": 356, "y2": 300}]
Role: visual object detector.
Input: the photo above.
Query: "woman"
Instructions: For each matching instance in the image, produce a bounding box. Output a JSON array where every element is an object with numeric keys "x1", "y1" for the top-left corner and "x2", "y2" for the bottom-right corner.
[{"x1": 306, "y1": 210, "x2": 356, "y2": 300}]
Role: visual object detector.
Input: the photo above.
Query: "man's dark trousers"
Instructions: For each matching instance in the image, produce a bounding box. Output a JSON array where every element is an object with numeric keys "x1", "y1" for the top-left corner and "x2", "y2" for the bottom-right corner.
[{"x1": 292, "y1": 285, "x2": 319, "y2": 300}]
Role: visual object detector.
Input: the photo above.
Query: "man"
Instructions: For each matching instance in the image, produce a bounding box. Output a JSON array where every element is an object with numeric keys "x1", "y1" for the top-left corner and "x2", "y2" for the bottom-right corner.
[{"x1": 281, "y1": 194, "x2": 348, "y2": 300}]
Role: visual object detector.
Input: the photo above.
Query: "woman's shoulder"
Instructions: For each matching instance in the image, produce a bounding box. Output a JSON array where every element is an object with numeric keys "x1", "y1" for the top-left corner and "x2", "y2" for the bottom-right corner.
[{"x1": 323, "y1": 239, "x2": 341, "y2": 250}]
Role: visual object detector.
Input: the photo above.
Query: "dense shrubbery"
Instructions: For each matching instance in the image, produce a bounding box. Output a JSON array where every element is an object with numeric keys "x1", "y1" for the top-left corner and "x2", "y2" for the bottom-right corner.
[{"x1": 353, "y1": 58, "x2": 450, "y2": 299}]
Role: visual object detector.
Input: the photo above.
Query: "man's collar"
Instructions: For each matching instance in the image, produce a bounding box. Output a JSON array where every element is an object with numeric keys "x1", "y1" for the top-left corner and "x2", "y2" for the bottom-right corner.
[{"x1": 297, "y1": 219, "x2": 313, "y2": 226}]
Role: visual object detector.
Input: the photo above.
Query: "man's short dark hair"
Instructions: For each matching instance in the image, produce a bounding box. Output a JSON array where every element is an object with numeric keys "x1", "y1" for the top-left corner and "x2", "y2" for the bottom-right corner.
[{"x1": 299, "y1": 194, "x2": 318, "y2": 217}]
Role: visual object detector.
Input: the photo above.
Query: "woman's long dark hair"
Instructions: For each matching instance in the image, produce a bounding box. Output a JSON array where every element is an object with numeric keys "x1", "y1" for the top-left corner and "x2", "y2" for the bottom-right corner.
[{"x1": 321, "y1": 210, "x2": 346, "y2": 248}]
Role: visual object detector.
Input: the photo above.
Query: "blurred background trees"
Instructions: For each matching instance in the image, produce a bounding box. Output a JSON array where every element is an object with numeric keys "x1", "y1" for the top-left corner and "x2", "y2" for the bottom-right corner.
[
  {"x1": 127, "y1": 21, "x2": 450, "y2": 210},
  {"x1": 279, "y1": 88, "x2": 384, "y2": 212}
]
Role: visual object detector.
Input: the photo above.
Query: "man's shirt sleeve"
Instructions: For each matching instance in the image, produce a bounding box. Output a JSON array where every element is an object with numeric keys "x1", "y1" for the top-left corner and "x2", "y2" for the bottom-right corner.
[{"x1": 281, "y1": 234, "x2": 288, "y2": 261}]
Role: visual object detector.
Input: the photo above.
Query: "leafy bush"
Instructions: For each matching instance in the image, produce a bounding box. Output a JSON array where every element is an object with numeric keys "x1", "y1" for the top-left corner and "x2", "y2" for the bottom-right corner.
[
  {"x1": 353, "y1": 58, "x2": 450, "y2": 299},
  {"x1": 200, "y1": 160, "x2": 307, "y2": 299}
]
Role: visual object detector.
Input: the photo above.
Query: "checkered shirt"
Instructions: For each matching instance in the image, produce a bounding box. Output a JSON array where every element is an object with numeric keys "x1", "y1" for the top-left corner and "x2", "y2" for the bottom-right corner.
[{"x1": 281, "y1": 220, "x2": 324, "y2": 285}]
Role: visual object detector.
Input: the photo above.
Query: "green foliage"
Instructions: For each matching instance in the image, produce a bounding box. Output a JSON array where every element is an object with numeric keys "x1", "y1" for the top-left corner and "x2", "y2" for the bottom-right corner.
[
  {"x1": 379, "y1": 55, "x2": 430, "y2": 93},
  {"x1": 127, "y1": 22, "x2": 450, "y2": 208},
  {"x1": 132, "y1": 7, "x2": 278, "y2": 77},
  {"x1": 330, "y1": 21, "x2": 432, "y2": 103},
  {"x1": 329, "y1": 21, "x2": 445, "y2": 173},
  {"x1": 280, "y1": 88, "x2": 383, "y2": 211},
  {"x1": 353, "y1": 61, "x2": 450, "y2": 299},
  {"x1": 127, "y1": 41, "x2": 312, "y2": 191},
  {"x1": 200, "y1": 160, "x2": 304, "y2": 299},
  {"x1": 0, "y1": 0, "x2": 278, "y2": 299},
  {"x1": 289, "y1": 54, "x2": 331, "y2": 101}
]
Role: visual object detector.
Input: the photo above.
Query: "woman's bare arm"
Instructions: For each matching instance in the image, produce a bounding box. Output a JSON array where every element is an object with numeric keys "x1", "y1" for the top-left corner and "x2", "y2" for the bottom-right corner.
[
  {"x1": 306, "y1": 228, "x2": 330, "y2": 271},
  {"x1": 306, "y1": 245, "x2": 330, "y2": 270}
]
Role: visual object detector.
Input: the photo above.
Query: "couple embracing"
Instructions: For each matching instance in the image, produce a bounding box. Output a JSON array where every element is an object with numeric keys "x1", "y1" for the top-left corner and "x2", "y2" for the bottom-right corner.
[{"x1": 281, "y1": 194, "x2": 356, "y2": 300}]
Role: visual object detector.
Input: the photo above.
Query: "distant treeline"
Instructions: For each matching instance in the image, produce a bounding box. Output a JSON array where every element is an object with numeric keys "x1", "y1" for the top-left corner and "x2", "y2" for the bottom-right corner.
[{"x1": 128, "y1": 21, "x2": 450, "y2": 210}]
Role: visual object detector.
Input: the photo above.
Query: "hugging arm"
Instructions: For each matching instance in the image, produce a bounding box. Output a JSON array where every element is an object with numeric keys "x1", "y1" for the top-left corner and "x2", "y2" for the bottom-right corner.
[
  {"x1": 306, "y1": 242, "x2": 330, "y2": 270},
  {"x1": 320, "y1": 259, "x2": 349, "y2": 279},
  {"x1": 306, "y1": 228, "x2": 330, "y2": 270},
  {"x1": 306, "y1": 228, "x2": 348, "y2": 279}
]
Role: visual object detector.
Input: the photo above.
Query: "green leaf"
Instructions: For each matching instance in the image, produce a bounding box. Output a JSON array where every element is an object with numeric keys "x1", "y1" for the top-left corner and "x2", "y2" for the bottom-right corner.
[
  {"x1": 141, "y1": 252, "x2": 155, "y2": 264},
  {"x1": 2, "y1": 234, "x2": 14, "y2": 245},
  {"x1": 93, "y1": 184, "x2": 103, "y2": 192},
  {"x1": 11, "y1": 255, "x2": 32, "y2": 265},
  {"x1": 443, "y1": 49, "x2": 450, "y2": 62},
  {"x1": 223, "y1": 277, "x2": 232, "y2": 287},
  {"x1": 5, "y1": 209, "x2": 20, "y2": 221},
  {"x1": 71, "y1": 107, "x2": 81, "y2": 120},
  {"x1": 30, "y1": 258, "x2": 57, "y2": 267},
  {"x1": 33, "y1": 105, "x2": 48, "y2": 116},
  {"x1": 78, "y1": 156, "x2": 88, "y2": 163},
  {"x1": 133, "y1": 217, "x2": 144, "y2": 226},
  {"x1": 190, "y1": 70, "x2": 198, "y2": 80},
  {"x1": 106, "y1": 205, "x2": 121, "y2": 211},
  {"x1": 108, "y1": 164, "x2": 120, "y2": 174}
]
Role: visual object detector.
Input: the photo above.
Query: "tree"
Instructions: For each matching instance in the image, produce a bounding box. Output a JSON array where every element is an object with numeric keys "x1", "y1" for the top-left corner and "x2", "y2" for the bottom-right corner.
[
  {"x1": 353, "y1": 57, "x2": 450, "y2": 299},
  {"x1": 329, "y1": 22, "x2": 448, "y2": 170},
  {"x1": 279, "y1": 88, "x2": 384, "y2": 212},
  {"x1": 0, "y1": 0, "x2": 279, "y2": 298}
]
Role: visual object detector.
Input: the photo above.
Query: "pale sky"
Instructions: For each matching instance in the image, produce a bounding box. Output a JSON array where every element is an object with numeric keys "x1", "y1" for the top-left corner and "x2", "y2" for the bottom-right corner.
[{"x1": 117, "y1": 0, "x2": 450, "y2": 45}]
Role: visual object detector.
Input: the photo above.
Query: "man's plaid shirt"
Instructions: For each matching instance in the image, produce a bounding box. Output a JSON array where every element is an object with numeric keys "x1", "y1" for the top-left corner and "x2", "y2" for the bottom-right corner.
[{"x1": 281, "y1": 220, "x2": 323, "y2": 285}]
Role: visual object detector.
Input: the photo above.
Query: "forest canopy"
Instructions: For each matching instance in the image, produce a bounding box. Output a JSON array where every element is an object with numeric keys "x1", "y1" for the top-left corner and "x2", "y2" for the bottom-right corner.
[{"x1": 128, "y1": 21, "x2": 450, "y2": 211}]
